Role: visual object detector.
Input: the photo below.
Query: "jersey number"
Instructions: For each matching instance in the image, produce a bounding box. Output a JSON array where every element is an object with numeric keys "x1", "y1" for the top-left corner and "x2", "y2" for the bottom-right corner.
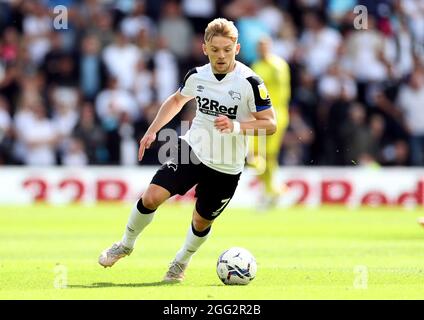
[{"x1": 211, "y1": 198, "x2": 231, "y2": 217}]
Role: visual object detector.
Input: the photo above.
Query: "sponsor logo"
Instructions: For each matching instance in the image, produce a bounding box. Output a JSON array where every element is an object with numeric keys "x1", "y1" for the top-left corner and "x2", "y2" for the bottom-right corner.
[
  {"x1": 258, "y1": 83, "x2": 269, "y2": 100},
  {"x1": 197, "y1": 85, "x2": 205, "y2": 93},
  {"x1": 228, "y1": 90, "x2": 241, "y2": 100},
  {"x1": 196, "y1": 96, "x2": 238, "y2": 119}
]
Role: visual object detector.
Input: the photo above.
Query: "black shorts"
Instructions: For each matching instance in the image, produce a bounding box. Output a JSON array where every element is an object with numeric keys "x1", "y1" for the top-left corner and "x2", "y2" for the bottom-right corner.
[{"x1": 151, "y1": 139, "x2": 241, "y2": 220}]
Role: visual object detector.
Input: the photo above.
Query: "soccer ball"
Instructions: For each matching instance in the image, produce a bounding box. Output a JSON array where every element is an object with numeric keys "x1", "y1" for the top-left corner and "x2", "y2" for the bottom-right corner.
[{"x1": 216, "y1": 247, "x2": 257, "y2": 285}]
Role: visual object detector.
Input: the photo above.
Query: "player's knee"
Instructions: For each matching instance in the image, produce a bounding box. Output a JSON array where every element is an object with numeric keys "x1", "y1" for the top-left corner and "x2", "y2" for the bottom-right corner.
[
  {"x1": 141, "y1": 192, "x2": 164, "y2": 210},
  {"x1": 192, "y1": 215, "x2": 212, "y2": 232}
]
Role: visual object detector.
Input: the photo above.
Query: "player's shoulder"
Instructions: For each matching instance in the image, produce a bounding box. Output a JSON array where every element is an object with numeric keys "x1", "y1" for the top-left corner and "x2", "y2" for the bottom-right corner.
[
  {"x1": 182, "y1": 63, "x2": 211, "y2": 83},
  {"x1": 234, "y1": 61, "x2": 256, "y2": 78},
  {"x1": 181, "y1": 64, "x2": 208, "y2": 89},
  {"x1": 235, "y1": 62, "x2": 265, "y2": 92},
  {"x1": 234, "y1": 61, "x2": 263, "y2": 85},
  {"x1": 182, "y1": 67, "x2": 198, "y2": 85},
  {"x1": 235, "y1": 62, "x2": 271, "y2": 107}
]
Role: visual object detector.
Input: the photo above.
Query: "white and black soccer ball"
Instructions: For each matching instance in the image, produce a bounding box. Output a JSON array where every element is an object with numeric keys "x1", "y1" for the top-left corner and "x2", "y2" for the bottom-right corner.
[{"x1": 216, "y1": 247, "x2": 257, "y2": 285}]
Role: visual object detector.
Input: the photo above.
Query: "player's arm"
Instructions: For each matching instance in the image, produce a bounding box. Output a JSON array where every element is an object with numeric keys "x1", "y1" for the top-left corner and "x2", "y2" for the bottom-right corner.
[
  {"x1": 242, "y1": 108, "x2": 276, "y2": 135},
  {"x1": 138, "y1": 91, "x2": 193, "y2": 161},
  {"x1": 215, "y1": 74, "x2": 276, "y2": 136},
  {"x1": 214, "y1": 108, "x2": 276, "y2": 136}
]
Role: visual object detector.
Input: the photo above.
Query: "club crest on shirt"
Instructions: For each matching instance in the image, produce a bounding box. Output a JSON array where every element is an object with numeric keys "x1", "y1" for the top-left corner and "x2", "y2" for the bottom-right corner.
[
  {"x1": 258, "y1": 83, "x2": 269, "y2": 100},
  {"x1": 228, "y1": 90, "x2": 241, "y2": 100}
]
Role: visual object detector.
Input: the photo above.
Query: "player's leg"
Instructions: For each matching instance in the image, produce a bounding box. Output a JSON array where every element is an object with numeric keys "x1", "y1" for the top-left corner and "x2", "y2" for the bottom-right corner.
[
  {"x1": 163, "y1": 209, "x2": 213, "y2": 282},
  {"x1": 99, "y1": 139, "x2": 197, "y2": 268},
  {"x1": 175, "y1": 209, "x2": 213, "y2": 264},
  {"x1": 121, "y1": 184, "x2": 171, "y2": 249},
  {"x1": 163, "y1": 166, "x2": 241, "y2": 282},
  {"x1": 98, "y1": 184, "x2": 171, "y2": 268}
]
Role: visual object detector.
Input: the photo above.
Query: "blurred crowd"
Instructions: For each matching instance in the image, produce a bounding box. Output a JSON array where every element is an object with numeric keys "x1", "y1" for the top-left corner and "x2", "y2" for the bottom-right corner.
[{"x1": 0, "y1": 0, "x2": 424, "y2": 167}]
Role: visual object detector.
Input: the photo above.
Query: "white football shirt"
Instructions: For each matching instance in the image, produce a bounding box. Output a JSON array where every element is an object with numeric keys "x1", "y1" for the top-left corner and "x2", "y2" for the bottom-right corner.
[{"x1": 179, "y1": 61, "x2": 272, "y2": 175}]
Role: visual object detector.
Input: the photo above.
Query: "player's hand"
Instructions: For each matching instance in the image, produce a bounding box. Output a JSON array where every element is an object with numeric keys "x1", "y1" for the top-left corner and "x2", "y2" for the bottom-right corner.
[
  {"x1": 214, "y1": 115, "x2": 233, "y2": 134},
  {"x1": 138, "y1": 132, "x2": 156, "y2": 161}
]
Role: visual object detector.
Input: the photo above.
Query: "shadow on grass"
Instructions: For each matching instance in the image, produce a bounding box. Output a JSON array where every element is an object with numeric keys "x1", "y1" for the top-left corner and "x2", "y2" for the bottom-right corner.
[
  {"x1": 68, "y1": 281, "x2": 180, "y2": 289},
  {"x1": 206, "y1": 284, "x2": 224, "y2": 287}
]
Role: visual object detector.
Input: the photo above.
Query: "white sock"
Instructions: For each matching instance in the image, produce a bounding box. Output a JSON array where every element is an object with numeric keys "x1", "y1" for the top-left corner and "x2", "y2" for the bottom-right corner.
[
  {"x1": 121, "y1": 202, "x2": 154, "y2": 249},
  {"x1": 175, "y1": 224, "x2": 211, "y2": 264}
]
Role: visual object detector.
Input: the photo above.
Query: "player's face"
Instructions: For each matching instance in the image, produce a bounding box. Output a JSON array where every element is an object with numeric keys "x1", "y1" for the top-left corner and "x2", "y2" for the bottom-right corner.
[{"x1": 203, "y1": 36, "x2": 240, "y2": 74}]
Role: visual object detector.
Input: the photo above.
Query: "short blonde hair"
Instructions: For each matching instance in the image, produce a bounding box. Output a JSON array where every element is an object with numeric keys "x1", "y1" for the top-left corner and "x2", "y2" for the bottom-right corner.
[{"x1": 204, "y1": 18, "x2": 238, "y2": 43}]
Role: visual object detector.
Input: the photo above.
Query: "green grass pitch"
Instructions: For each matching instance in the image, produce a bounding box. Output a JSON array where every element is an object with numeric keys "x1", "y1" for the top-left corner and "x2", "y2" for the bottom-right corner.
[{"x1": 1, "y1": 203, "x2": 424, "y2": 300}]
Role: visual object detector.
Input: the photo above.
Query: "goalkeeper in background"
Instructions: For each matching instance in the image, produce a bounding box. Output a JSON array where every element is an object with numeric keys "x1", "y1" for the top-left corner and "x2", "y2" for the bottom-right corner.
[{"x1": 249, "y1": 36, "x2": 290, "y2": 209}]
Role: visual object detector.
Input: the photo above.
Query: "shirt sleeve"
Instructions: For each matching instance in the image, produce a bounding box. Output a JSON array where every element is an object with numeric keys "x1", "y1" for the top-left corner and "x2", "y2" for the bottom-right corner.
[
  {"x1": 245, "y1": 75, "x2": 272, "y2": 113},
  {"x1": 179, "y1": 67, "x2": 197, "y2": 98}
]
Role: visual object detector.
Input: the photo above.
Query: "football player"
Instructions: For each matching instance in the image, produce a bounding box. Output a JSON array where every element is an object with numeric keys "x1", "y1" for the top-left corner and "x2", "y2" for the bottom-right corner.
[{"x1": 99, "y1": 18, "x2": 276, "y2": 282}]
